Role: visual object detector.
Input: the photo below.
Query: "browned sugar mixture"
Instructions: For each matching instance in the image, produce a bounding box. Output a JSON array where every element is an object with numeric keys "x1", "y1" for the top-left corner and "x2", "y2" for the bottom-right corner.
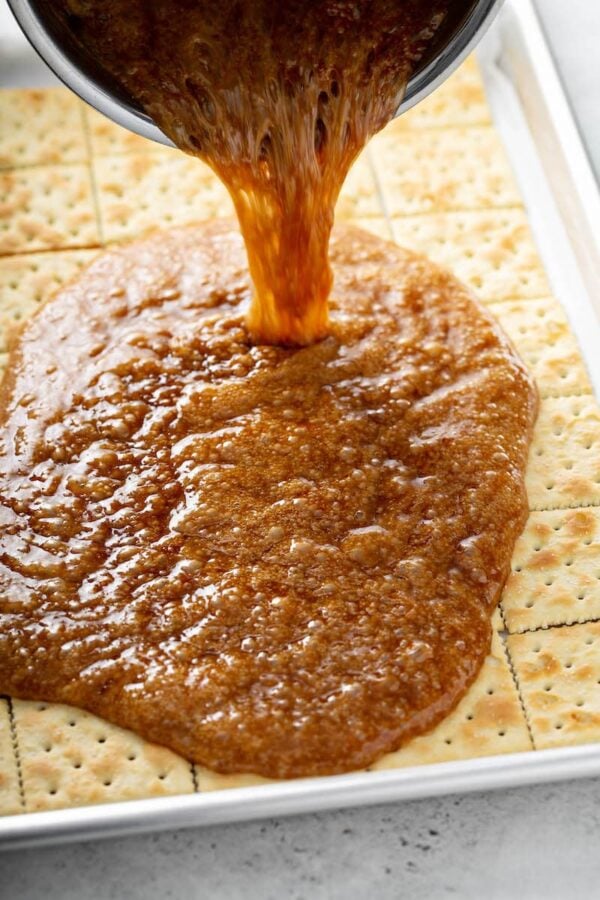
[
  {"x1": 54, "y1": 0, "x2": 468, "y2": 343},
  {"x1": 0, "y1": 223, "x2": 537, "y2": 778}
]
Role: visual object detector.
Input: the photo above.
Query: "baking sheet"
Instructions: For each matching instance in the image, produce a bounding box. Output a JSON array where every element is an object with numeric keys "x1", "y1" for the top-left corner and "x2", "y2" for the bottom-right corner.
[{"x1": 1, "y1": 0, "x2": 600, "y2": 849}]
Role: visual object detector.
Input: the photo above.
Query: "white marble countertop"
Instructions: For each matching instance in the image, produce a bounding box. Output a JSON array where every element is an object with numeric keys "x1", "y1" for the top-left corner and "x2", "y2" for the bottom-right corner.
[{"x1": 1, "y1": 1, "x2": 600, "y2": 897}]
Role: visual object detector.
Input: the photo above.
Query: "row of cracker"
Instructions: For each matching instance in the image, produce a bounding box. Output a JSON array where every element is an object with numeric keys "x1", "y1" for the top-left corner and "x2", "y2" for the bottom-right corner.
[
  {"x1": 6, "y1": 614, "x2": 600, "y2": 809},
  {"x1": 0, "y1": 56, "x2": 533, "y2": 260},
  {"x1": 1, "y1": 629, "x2": 527, "y2": 812},
  {"x1": 0, "y1": 129, "x2": 530, "y2": 254},
  {"x1": 0, "y1": 204, "x2": 554, "y2": 308}
]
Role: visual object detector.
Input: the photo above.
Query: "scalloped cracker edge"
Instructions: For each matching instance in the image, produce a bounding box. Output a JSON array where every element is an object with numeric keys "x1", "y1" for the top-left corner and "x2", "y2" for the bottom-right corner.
[{"x1": 0, "y1": 698, "x2": 23, "y2": 816}]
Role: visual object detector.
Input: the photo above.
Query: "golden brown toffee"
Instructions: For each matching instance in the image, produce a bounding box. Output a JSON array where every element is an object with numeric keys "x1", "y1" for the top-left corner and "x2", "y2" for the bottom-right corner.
[
  {"x1": 55, "y1": 0, "x2": 462, "y2": 343},
  {"x1": 0, "y1": 224, "x2": 537, "y2": 777}
]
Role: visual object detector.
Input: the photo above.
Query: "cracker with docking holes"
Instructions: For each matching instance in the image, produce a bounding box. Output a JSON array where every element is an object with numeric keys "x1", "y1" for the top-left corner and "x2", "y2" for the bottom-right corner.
[
  {"x1": 389, "y1": 209, "x2": 550, "y2": 302},
  {"x1": 368, "y1": 125, "x2": 521, "y2": 216},
  {"x1": 0, "y1": 250, "x2": 98, "y2": 351},
  {"x1": 526, "y1": 396, "x2": 600, "y2": 511},
  {"x1": 0, "y1": 165, "x2": 100, "y2": 255},
  {"x1": 11, "y1": 700, "x2": 195, "y2": 813},
  {"x1": 0, "y1": 699, "x2": 23, "y2": 816},
  {"x1": 507, "y1": 622, "x2": 600, "y2": 750},
  {"x1": 502, "y1": 507, "x2": 600, "y2": 634},
  {"x1": 0, "y1": 89, "x2": 88, "y2": 170},
  {"x1": 93, "y1": 152, "x2": 235, "y2": 243},
  {"x1": 489, "y1": 298, "x2": 592, "y2": 398}
]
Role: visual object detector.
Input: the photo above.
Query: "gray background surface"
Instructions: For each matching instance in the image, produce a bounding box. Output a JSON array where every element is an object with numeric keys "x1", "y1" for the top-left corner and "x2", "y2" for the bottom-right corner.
[{"x1": 1, "y1": 1, "x2": 600, "y2": 897}]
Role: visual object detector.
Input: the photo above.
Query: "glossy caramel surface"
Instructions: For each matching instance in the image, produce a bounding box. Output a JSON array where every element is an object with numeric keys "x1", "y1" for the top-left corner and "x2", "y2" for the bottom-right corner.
[{"x1": 0, "y1": 224, "x2": 537, "y2": 777}]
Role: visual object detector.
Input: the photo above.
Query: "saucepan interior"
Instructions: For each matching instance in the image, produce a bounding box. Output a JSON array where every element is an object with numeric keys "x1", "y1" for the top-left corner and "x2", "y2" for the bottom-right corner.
[{"x1": 6, "y1": 0, "x2": 502, "y2": 147}]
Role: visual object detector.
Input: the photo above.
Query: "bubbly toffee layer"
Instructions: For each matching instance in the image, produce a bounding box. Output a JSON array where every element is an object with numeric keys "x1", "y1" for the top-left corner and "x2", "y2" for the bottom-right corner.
[
  {"x1": 54, "y1": 0, "x2": 466, "y2": 343},
  {"x1": 0, "y1": 224, "x2": 537, "y2": 777}
]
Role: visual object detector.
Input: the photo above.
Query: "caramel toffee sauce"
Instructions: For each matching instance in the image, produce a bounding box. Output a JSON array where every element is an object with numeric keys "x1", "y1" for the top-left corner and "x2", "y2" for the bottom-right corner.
[
  {"x1": 0, "y1": 224, "x2": 537, "y2": 777},
  {"x1": 53, "y1": 0, "x2": 462, "y2": 344}
]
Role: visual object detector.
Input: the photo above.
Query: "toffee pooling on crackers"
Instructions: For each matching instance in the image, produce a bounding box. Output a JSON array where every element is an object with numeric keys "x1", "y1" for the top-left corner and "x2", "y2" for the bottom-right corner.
[
  {"x1": 0, "y1": 224, "x2": 537, "y2": 777},
  {"x1": 53, "y1": 0, "x2": 469, "y2": 344}
]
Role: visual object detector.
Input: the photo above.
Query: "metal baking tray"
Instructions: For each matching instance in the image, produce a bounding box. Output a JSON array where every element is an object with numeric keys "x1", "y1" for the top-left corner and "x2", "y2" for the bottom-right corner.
[{"x1": 1, "y1": 0, "x2": 600, "y2": 850}]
